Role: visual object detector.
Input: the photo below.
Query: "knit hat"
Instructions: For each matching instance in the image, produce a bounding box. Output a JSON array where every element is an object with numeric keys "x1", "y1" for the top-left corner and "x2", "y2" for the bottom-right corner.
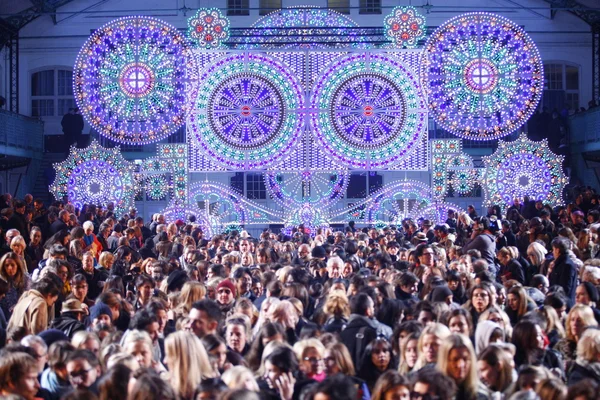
[
  {"x1": 89, "y1": 303, "x2": 113, "y2": 321},
  {"x1": 38, "y1": 329, "x2": 69, "y2": 348},
  {"x1": 431, "y1": 286, "x2": 453, "y2": 303},
  {"x1": 582, "y1": 282, "x2": 600, "y2": 303},
  {"x1": 167, "y1": 269, "x2": 189, "y2": 293},
  {"x1": 311, "y1": 246, "x2": 326, "y2": 259},
  {"x1": 217, "y1": 279, "x2": 236, "y2": 296}
]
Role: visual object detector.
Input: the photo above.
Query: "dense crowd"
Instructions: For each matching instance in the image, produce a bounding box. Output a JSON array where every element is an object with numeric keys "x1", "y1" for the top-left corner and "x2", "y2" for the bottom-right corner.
[{"x1": 0, "y1": 190, "x2": 599, "y2": 400}]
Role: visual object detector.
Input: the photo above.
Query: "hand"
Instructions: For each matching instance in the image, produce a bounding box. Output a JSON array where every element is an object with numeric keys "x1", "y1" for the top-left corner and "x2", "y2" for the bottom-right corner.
[{"x1": 275, "y1": 372, "x2": 295, "y2": 400}]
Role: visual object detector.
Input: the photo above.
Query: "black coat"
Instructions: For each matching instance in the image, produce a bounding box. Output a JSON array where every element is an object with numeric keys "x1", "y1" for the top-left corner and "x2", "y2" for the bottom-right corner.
[
  {"x1": 498, "y1": 259, "x2": 525, "y2": 284},
  {"x1": 7, "y1": 212, "x2": 28, "y2": 241},
  {"x1": 549, "y1": 254, "x2": 578, "y2": 300},
  {"x1": 50, "y1": 314, "x2": 86, "y2": 338},
  {"x1": 50, "y1": 220, "x2": 68, "y2": 235},
  {"x1": 568, "y1": 361, "x2": 600, "y2": 385},
  {"x1": 340, "y1": 315, "x2": 379, "y2": 370}
]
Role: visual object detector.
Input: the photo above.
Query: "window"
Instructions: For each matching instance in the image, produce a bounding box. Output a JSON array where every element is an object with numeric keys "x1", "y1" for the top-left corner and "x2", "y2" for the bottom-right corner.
[
  {"x1": 359, "y1": 0, "x2": 381, "y2": 14},
  {"x1": 543, "y1": 62, "x2": 580, "y2": 110},
  {"x1": 260, "y1": 0, "x2": 281, "y2": 16},
  {"x1": 31, "y1": 68, "x2": 75, "y2": 117},
  {"x1": 246, "y1": 173, "x2": 266, "y2": 199},
  {"x1": 328, "y1": 0, "x2": 350, "y2": 14},
  {"x1": 230, "y1": 172, "x2": 244, "y2": 195},
  {"x1": 347, "y1": 173, "x2": 367, "y2": 198},
  {"x1": 228, "y1": 0, "x2": 249, "y2": 16}
]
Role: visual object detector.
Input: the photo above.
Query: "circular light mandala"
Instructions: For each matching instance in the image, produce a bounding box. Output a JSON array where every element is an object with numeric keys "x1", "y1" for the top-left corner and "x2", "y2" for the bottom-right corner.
[
  {"x1": 483, "y1": 134, "x2": 567, "y2": 210},
  {"x1": 74, "y1": 16, "x2": 194, "y2": 145},
  {"x1": 384, "y1": 6, "x2": 426, "y2": 48},
  {"x1": 422, "y1": 13, "x2": 543, "y2": 140},
  {"x1": 190, "y1": 54, "x2": 304, "y2": 169},
  {"x1": 145, "y1": 175, "x2": 169, "y2": 200},
  {"x1": 50, "y1": 140, "x2": 139, "y2": 215},
  {"x1": 187, "y1": 8, "x2": 230, "y2": 49},
  {"x1": 312, "y1": 54, "x2": 427, "y2": 169}
]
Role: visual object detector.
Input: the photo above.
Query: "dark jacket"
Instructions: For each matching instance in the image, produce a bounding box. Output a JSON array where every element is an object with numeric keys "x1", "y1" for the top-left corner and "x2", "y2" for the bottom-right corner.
[
  {"x1": 498, "y1": 259, "x2": 525, "y2": 284},
  {"x1": 463, "y1": 233, "x2": 496, "y2": 266},
  {"x1": 549, "y1": 254, "x2": 578, "y2": 300},
  {"x1": 568, "y1": 360, "x2": 600, "y2": 385},
  {"x1": 7, "y1": 212, "x2": 29, "y2": 241},
  {"x1": 50, "y1": 313, "x2": 86, "y2": 338},
  {"x1": 50, "y1": 220, "x2": 68, "y2": 235},
  {"x1": 340, "y1": 314, "x2": 379, "y2": 370}
]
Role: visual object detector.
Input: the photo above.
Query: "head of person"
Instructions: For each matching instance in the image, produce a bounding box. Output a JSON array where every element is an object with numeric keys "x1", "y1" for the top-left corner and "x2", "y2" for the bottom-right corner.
[
  {"x1": 225, "y1": 315, "x2": 251, "y2": 354},
  {"x1": 221, "y1": 366, "x2": 259, "y2": 392},
  {"x1": 232, "y1": 268, "x2": 252, "y2": 296},
  {"x1": 366, "y1": 337, "x2": 394, "y2": 372},
  {"x1": 437, "y1": 334, "x2": 478, "y2": 394},
  {"x1": 294, "y1": 338, "x2": 326, "y2": 378},
  {"x1": 0, "y1": 351, "x2": 40, "y2": 400},
  {"x1": 308, "y1": 374, "x2": 358, "y2": 400},
  {"x1": 123, "y1": 330, "x2": 153, "y2": 368},
  {"x1": 441, "y1": 308, "x2": 473, "y2": 337},
  {"x1": 216, "y1": 279, "x2": 236, "y2": 305},
  {"x1": 32, "y1": 277, "x2": 61, "y2": 306},
  {"x1": 511, "y1": 320, "x2": 546, "y2": 365},
  {"x1": 415, "y1": 323, "x2": 451, "y2": 369},
  {"x1": 20, "y1": 335, "x2": 48, "y2": 374},
  {"x1": 469, "y1": 284, "x2": 493, "y2": 314},
  {"x1": 551, "y1": 237, "x2": 569, "y2": 260},
  {"x1": 0, "y1": 252, "x2": 26, "y2": 285},
  {"x1": 65, "y1": 349, "x2": 101, "y2": 390},
  {"x1": 477, "y1": 344, "x2": 514, "y2": 393},
  {"x1": 323, "y1": 342, "x2": 355, "y2": 376},
  {"x1": 186, "y1": 299, "x2": 222, "y2": 338},
  {"x1": 410, "y1": 368, "x2": 457, "y2": 400},
  {"x1": 566, "y1": 304, "x2": 598, "y2": 342},
  {"x1": 263, "y1": 346, "x2": 299, "y2": 390},
  {"x1": 576, "y1": 282, "x2": 599, "y2": 308},
  {"x1": 370, "y1": 370, "x2": 410, "y2": 400}
]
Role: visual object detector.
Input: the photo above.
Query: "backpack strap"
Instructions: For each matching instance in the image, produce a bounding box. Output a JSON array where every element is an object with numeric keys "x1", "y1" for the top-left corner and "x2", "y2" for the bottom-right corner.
[{"x1": 354, "y1": 326, "x2": 368, "y2": 368}]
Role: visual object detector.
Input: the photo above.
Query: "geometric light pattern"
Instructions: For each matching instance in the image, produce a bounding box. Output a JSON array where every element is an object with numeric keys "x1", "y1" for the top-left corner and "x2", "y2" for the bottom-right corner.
[
  {"x1": 74, "y1": 17, "x2": 193, "y2": 145},
  {"x1": 145, "y1": 175, "x2": 169, "y2": 200},
  {"x1": 384, "y1": 6, "x2": 426, "y2": 48},
  {"x1": 422, "y1": 13, "x2": 543, "y2": 140},
  {"x1": 140, "y1": 144, "x2": 189, "y2": 203},
  {"x1": 312, "y1": 53, "x2": 427, "y2": 169},
  {"x1": 189, "y1": 53, "x2": 304, "y2": 169},
  {"x1": 483, "y1": 134, "x2": 566, "y2": 210},
  {"x1": 264, "y1": 169, "x2": 349, "y2": 208},
  {"x1": 187, "y1": 8, "x2": 230, "y2": 49},
  {"x1": 49, "y1": 140, "x2": 139, "y2": 215},
  {"x1": 411, "y1": 202, "x2": 464, "y2": 226}
]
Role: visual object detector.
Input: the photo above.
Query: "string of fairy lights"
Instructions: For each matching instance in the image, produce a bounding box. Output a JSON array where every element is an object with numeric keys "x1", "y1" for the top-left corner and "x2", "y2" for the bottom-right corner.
[{"x1": 56, "y1": 7, "x2": 567, "y2": 234}]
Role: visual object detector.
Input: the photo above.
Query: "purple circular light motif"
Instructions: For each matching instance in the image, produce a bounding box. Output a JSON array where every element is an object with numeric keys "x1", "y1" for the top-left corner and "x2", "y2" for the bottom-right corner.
[{"x1": 497, "y1": 153, "x2": 551, "y2": 203}]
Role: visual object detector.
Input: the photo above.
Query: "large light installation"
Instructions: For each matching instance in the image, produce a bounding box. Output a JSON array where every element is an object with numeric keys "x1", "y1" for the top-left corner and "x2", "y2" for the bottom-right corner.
[
  {"x1": 189, "y1": 53, "x2": 304, "y2": 169},
  {"x1": 422, "y1": 13, "x2": 543, "y2": 140},
  {"x1": 482, "y1": 134, "x2": 567, "y2": 210},
  {"x1": 50, "y1": 140, "x2": 139, "y2": 215},
  {"x1": 264, "y1": 170, "x2": 349, "y2": 207},
  {"x1": 311, "y1": 53, "x2": 427, "y2": 169},
  {"x1": 74, "y1": 16, "x2": 194, "y2": 145},
  {"x1": 187, "y1": 8, "x2": 230, "y2": 49},
  {"x1": 384, "y1": 6, "x2": 426, "y2": 48}
]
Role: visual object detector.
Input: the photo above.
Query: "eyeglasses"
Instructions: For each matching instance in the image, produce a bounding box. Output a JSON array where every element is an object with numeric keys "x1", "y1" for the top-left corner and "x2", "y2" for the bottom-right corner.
[
  {"x1": 218, "y1": 289, "x2": 231, "y2": 294},
  {"x1": 69, "y1": 368, "x2": 92, "y2": 378},
  {"x1": 303, "y1": 357, "x2": 322, "y2": 364}
]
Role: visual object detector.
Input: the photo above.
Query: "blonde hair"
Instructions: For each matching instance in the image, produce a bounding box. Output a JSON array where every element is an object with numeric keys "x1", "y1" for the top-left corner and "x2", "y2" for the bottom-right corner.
[
  {"x1": 71, "y1": 331, "x2": 99, "y2": 350},
  {"x1": 414, "y1": 323, "x2": 451, "y2": 370},
  {"x1": 565, "y1": 304, "x2": 598, "y2": 341},
  {"x1": 293, "y1": 338, "x2": 325, "y2": 362},
  {"x1": 324, "y1": 342, "x2": 355, "y2": 376},
  {"x1": 535, "y1": 378, "x2": 566, "y2": 400},
  {"x1": 221, "y1": 366, "x2": 259, "y2": 391},
  {"x1": 98, "y1": 251, "x2": 114, "y2": 268},
  {"x1": 9, "y1": 235, "x2": 25, "y2": 250},
  {"x1": 576, "y1": 327, "x2": 600, "y2": 362},
  {"x1": 176, "y1": 281, "x2": 206, "y2": 315},
  {"x1": 437, "y1": 334, "x2": 479, "y2": 397},
  {"x1": 122, "y1": 330, "x2": 152, "y2": 350},
  {"x1": 165, "y1": 331, "x2": 215, "y2": 399},
  {"x1": 323, "y1": 290, "x2": 350, "y2": 318},
  {"x1": 540, "y1": 306, "x2": 565, "y2": 339},
  {"x1": 106, "y1": 352, "x2": 139, "y2": 371},
  {"x1": 83, "y1": 221, "x2": 94, "y2": 231}
]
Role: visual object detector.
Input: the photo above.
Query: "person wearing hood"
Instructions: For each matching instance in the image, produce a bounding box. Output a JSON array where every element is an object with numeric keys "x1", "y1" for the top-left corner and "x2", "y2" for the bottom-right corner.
[
  {"x1": 430, "y1": 285, "x2": 454, "y2": 305},
  {"x1": 50, "y1": 298, "x2": 86, "y2": 339},
  {"x1": 568, "y1": 327, "x2": 600, "y2": 385},
  {"x1": 474, "y1": 320, "x2": 504, "y2": 355}
]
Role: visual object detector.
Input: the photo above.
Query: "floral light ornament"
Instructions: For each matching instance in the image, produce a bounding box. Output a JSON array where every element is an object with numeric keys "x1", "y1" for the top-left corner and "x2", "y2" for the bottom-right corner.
[
  {"x1": 384, "y1": 6, "x2": 426, "y2": 48},
  {"x1": 187, "y1": 8, "x2": 230, "y2": 49},
  {"x1": 49, "y1": 140, "x2": 139, "y2": 215},
  {"x1": 482, "y1": 134, "x2": 567, "y2": 211}
]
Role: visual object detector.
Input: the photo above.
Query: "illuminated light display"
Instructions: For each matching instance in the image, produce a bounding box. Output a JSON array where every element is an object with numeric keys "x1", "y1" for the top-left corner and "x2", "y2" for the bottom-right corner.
[
  {"x1": 187, "y1": 8, "x2": 230, "y2": 49},
  {"x1": 422, "y1": 13, "x2": 543, "y2": 140},
  {"x1": 384, "y1": 6, "x2": 426, "y2": 48},
  {"x1": 50, "y1": 140, "x2": 139, "y2": 215},
  {"x1": 264, "y1": 170, "x2": 349, "y2": 208},
  {"x1": 363, "y1": 180, "x2": 433, "y2": 225},
  {"x1": 411, "y1": 202, "x2": 464, "y2": 225},
  {"x1": 483, "y1": 134, "x2": 567, "y2": 210},
  {"x1": 73, "y1": 16, "x2": 194, "y2": 145},
  {"x1": 141, "y1": 144, "x2": 189, "y2": 203},
  {"x1": 311, "y1": 53, "x2": 427, "y2": 169},
  {"x1": 145, "y1": 175, "x2": 169, "y2": 200},
  {"x1": 283, "y1": 203, "x2": 330, "y2": 236},
  {"x1": 239, "y1": 6, "x2": 369, "y2": 49}
]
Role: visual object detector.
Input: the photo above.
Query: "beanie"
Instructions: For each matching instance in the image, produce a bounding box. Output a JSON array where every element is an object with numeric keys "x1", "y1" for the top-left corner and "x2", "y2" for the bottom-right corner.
[
  {"x1": 90, "y1": 303, "x2": 113, "y2": 321},
  {"x1": 217, "y1": 279, "x2": 236, "y2": 297}
]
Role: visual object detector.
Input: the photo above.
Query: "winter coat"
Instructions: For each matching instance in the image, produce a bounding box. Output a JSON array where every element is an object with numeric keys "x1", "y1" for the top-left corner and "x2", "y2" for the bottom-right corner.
[
  {"x1": 549, "y1": 254, "x2": 578, "y2": 300},
  {"x1": 568, "y1": 359, "x2": 600, "y2": 385},
  {"x1": 7, "y1": 289, "x2": 51, "y2": 334}
]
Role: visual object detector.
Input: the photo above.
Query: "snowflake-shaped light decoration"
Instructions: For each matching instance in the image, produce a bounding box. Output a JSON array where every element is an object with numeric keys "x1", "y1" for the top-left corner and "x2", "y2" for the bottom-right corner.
[
  {"x1": 422, "y1": 13, "x2": 543, "y2": 140},
  {"x1": 283, "y1": 203, "x2": 330, "y2": 236},
  {"x1": 50, "y1": 140, "x2": 139, "y2": 215},
  {"x1": 483, "y1": 134, "x2": 567, "y2": 211},
  {"x1": 384, "y1": 6, "x2": 426, "y2": 48},
  {"x1": 264, "y1": 169, "x2": 349, "y2": 208},
  {"x1": 312, "y1": 53, "x2": 427, "y2": 169},
  {"x1": 189, "y1": 53, "x2": 304, "y2": 170},
  {"x1": 187, "y1": 8, "x2": 230, "y2": 49},
  {"x1": 447, "y1": 154, "x2": 479, "y2": 195},
  {"x1": 145, "y1": 175, "x2": 169, "y2": 200},
  {"x1": 74, "y1": 16, "x2": 195, "y2": 145}
]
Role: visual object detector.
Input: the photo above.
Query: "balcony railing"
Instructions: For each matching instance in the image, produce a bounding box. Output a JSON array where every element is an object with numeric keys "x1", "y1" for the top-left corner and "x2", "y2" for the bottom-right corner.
[{"x1": 0, "y1": 110, "x2": 45, "y2": 153}]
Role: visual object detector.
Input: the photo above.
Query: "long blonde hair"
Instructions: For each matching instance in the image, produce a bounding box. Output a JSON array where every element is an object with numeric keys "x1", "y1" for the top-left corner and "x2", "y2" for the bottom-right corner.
[
  {"x1": 414, "y1": 323, "x2": 451, "y2": 370},
  {"x1": 165, "y1": 331, "x2": 215, "y2": 399},
  {"x1": 176, "y1": 281, "x2": 206, "y2": 316},
  {"x1": 437, "y1": 334, "x2": 479, "y2": 398},
  {"x1": 566, "y1": 304, "x2": 598, "y2": 341}
]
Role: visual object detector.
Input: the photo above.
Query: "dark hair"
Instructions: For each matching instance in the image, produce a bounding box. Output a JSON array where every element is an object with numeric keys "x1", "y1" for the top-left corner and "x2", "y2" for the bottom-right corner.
[
  {"x1": 245, "y1": 322, "x2": 286, "y2": 371},
  {"x1": 551, "y1": 237, "x2": 569, "y2": 255},
  {"x1": 309, "y1": 374, "x2": 358, "y2": 400},
  {"x1": 398, "y1": 271, "x2": 419, "y2": 287},
  {"x1": 474, "y1": 216, "x2": 490, "y2": 231},
  {"x1": 511, "y1": 320, "x2": 544, "y2": 366},
  {"x1": 410, "y1": 368, "x2": 457, "y2": 400},
  {"x1": 66, "y1": 349, "x2": 100, "y2": 368},
  {"x1": 49, "y1": 243, "x2": 68, "y2": 257},
  {"x1": 135, "y1": 275, "x2": 154, "y2": 289},
  {"x1": 350, "y1": 292, "x2": 373, "y2": 316},
  {"x1": 129, "y1": 368, "x2": 176, "y2": 400},
  {"x1": 32, "y1": 276, "x2": 61, "y2": 297},
  {"x1": 264, "y1": 346, "x2": 298, "y2": 374},
  {"x1": 200, "y1": 333, "x2": 226, "y2": 353},
  {"x1": 98, "y1": 364, "x2": 131, "y2": 400},
  {"x1": 191, "y1": 299, "x2": 222, "y2": 325},
  {"x1": 566, "y1": 379, "x2": 599, "y2": 400},
  {"x1": 129, "y1": 310, "x2": 159, "y2": 331}
]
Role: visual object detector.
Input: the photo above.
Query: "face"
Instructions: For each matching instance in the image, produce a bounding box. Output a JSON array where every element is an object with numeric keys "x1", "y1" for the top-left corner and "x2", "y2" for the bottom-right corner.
[
  {"x1": 186, "y1": 308, "x2": 215, "y2": 338},
  {"x1": 236, "y1": 274, "x2": 252, "y2": 295},
  {"x1": 507, "y1": 294, "x2": 520, "y2": 311},
  {"x1": 146, "y1": 321, "x2": 160, "y2": 344},
  {"x1": 569, "y1": 311, "x2": 586, "y2": 339},
  {"x1": 138, "y1": 283, "x2": 153, "y2": 300},
  {"x1": 57, "y1": 266, "x2": 69, "y2": 283},
  {"x1": 226, "y1": 324, "x2": 247, "y2": 353},
  {"x1": 72, "y1": 281, "x2": 88, "y2": 300},
  {"x1": 265, "y1": 361, "x2": 283, "y2": 388},
  {"x1": 422, "y1": 334, "x2": 441, "y2": 363},
  {"x1": 12, "y1": 367, "x2": 40, "y2": 400},
  {"x1": 81, "y1": 338, "x2": 100, "y2": 356},
  {"x1": 383, "y1": 385, "x2": 410, "y2": 400},
  {"x1": 371, "y1": 343, "x2": 390, "y2": 371},
  {"x1": 449, "y1": 315, "x2": 470, "y2": 335},
  {"x1": 126, "y1": 341, "x2": 153, "y2": 368},
  {"x1": 478, "y1": 360, "x2": 498, "y2": 389},
  {"x1": 417, "y1": 311, "x2": 435, "y2": 326},
  {"x1": 497, "y1": 288, "x2": 507, "y2": 306},
  {"x1": 405, "y1": 338, "x2": 418, "y2": 368},
  {"x1": 30, "y1": 230, "x2": 42, "y2": 245},
  {"x1": 67, "y1": 359, "x2": 98, "y2": 390},
  {"x1": 327, "y1": 262, "x2": 341, "y2": 279},
  {"x1": 210, "y1": 343, "x2": 228, "y2": 370},
  {"x1": 239, "y1": 241, "x2": 249, "y2": 252},
  {"x1": 3, "y1": 258, "x2": 18, "y2": 277},
  {"x1": 412, "y1": 382, "x2": 433, "y2": 400},
  {"x1": 31, "y1": 342, "x2": 48, "y2": 373},
  {"x1": 448, "y1": 280, "x2": 459, "y2": 291},
  {"x1": 448, "y1": 347, "x2": 471, "y2": 384},
  {"x1": 218, "y1": 287, "x2": 234, "y2": 305},
  {"x1": 576, "y1": 285, "x2": 591, "y2": 305},
  {"x1": 93, "y1": 314, "x2": 112, "y2": 327},
  {"x1": 534, "y1": 324, "x2": 545, "y2": 349},
  {"x1": 472, "y1": 288, "x2": 490, "y2": 312},
  {"x1": 45, "y1": 294, "x2": 59, "y2": 307},
  {"x1": 323, "y1": 350, "x2": 339, "y2": 375},
  {"x1": 302, "y1": 347, "x2": 324, "y2": 376},
  {"x1": 11, "y1": 242, "x2": 24, "y2": 255},
  {"x1": 419, "y1": 249, "x2": 435, "y2": 267}
]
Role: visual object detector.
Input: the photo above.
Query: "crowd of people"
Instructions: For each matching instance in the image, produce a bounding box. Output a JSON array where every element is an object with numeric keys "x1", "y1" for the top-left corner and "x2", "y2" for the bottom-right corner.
[{"x1": 0, "y1": 189, "x2": 599, "y2": 400}]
